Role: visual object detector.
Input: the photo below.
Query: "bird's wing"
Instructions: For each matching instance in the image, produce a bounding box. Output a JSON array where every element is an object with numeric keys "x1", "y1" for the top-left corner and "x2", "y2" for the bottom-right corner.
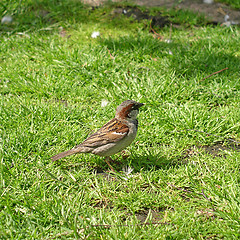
[{"x1": 75, "y1": 118, "x2": 129, "y2": 148}]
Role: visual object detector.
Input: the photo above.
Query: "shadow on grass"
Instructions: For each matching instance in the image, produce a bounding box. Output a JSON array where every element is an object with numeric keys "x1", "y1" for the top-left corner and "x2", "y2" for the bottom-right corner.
[
  {"x1": 0, "y1": 0, "x2": 147, "y2": 34},
  {"x1": 54, "y1": 152, "x2": 179, "y2": 173},
  {"x1": 127, "y1": 153, "x2": 178, "y2": 172},
  {"x1": 95, "y1": 153, "x2": 183, "y2": 173},
  {"x1": 0, "y1": 0, "x2": 89, "y2": 34},
  {"x1": 2, "y1": 1, "x2": 239, "y2": 86},
  {"x1": 98, "y1": 33, "x2": 240, "y2": 84}
]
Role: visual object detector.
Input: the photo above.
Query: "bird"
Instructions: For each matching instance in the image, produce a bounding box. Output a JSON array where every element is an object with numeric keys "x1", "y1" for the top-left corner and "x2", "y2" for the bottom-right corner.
[{"x1": 51, "y1": 100, "x2": 144, "y2": 171}]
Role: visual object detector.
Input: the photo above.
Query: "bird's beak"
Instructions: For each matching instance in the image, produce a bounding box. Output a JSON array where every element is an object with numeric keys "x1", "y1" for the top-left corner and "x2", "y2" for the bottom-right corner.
[{"x1": 137, "y1": 102, "x2": 145, "y2": 108}]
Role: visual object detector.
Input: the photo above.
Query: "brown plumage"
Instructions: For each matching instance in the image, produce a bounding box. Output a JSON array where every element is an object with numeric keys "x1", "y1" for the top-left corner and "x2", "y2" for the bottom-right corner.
[{"x1": 51, "y1": 100, "x2": 144, "y2": 171}]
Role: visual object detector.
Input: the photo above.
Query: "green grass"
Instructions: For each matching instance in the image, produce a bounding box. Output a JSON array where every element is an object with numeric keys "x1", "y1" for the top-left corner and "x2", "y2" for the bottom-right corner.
[
  {"x1": 216, "y1": 0, "x2": 240, "y2": 9},
  {"x1": 1, "y1": 0, "x2": 240, "y2": 239}
]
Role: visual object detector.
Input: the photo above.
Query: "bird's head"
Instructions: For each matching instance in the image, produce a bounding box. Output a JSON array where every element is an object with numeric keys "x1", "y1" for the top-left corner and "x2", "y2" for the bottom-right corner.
[{"x1": 115, "y1": 100, "x2": 144, "y2": 121}]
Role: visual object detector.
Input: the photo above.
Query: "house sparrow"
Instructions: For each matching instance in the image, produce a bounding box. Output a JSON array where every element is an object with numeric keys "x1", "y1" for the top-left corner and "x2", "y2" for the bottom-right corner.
[{"x1": 51, "y1": 100, "x2": 144, "y2": 171}]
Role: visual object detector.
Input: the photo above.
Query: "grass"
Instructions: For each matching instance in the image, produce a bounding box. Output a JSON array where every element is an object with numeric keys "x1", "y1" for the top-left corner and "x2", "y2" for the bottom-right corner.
[
  {"x1": 1, "y1": 0, "x2": 240, "y2": 239},
  {"x1": 216, "y1": 0, "x2": 240, "y2": 9}
]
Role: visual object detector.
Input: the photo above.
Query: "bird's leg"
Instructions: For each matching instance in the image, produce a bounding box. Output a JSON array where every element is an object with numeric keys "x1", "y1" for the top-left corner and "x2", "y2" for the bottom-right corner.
[{"x1": 105, "y1": 157, "x2": 115, "y2": 172}]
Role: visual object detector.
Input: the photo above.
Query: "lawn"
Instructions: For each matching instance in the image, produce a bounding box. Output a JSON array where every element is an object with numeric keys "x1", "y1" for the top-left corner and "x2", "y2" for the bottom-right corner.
[{"x1": 1, "y1": 0, "x2": 240, "y2": 239}]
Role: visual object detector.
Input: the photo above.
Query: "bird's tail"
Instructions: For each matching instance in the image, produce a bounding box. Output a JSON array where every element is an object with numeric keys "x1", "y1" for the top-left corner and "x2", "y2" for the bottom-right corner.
[{"x1": 51, "y1": 149, "x2": 78, "y2": 162}]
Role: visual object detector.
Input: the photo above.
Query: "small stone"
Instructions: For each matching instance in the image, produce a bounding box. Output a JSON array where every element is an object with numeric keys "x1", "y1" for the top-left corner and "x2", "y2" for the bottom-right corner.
[
  {"x1": 101, "y1": 99, "x2": 109, "y2": 107},
  {"x1": 203, "y1": 0, "x2": 214, "y2": 4},
  {"x1": 91, "y1": 31, "x2": 100, "y2": 38},
  {"x1": 1, "y1": 15, "x2": 13, "y2": 24}
]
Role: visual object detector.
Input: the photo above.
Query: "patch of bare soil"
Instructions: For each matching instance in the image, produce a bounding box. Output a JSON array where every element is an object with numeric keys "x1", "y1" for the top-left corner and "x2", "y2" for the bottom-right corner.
[
  {"x1": 200, "y1": 141, "x2": 240, "y2": 157},
  {"x1": 111, "y1": 6, "x2": 170, "y2": 28},
  {"x1": 125, "y1": 208, "x2": 165, "y2": 223},
  {"x1": 134, "y1": 0, "x2": 240, "y2": 24},
  {"x1": 84, "y1": 0, "x2": 240, "y2": 25},
  {"x1": 182, "y1": 141, "x2": 240, "y2": 159}
]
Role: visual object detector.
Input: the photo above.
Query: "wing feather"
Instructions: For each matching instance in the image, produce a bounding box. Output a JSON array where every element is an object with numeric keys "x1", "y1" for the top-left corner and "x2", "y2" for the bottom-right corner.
[{"x1": 75, "y1": 118, "x2": 129, "y2": 148}]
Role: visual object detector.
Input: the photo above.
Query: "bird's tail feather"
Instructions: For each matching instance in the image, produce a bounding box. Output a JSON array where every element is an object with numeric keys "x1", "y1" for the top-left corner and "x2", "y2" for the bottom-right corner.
[{"x1": 51, "y1": 149, "x2": 78, "y2": 161}]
